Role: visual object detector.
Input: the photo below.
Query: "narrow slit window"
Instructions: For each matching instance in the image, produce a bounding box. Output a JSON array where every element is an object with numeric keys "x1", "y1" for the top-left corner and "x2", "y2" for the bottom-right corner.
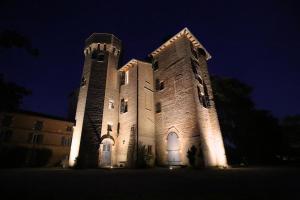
[
  {"x1": 155, "y1": 102, "x2": 161, "y2": 113},
  {"x1": 107, "y1": 124, "x2": 112, "y2": 132},
  {"x1": 120, "y1": 70, "x2": 129, "y2": 86}
]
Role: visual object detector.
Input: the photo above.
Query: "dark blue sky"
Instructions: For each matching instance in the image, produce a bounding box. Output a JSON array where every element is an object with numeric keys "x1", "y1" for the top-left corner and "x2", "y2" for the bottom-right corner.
[{"x1": 1, "y1": 0, "x2": 299, "y2": 119}]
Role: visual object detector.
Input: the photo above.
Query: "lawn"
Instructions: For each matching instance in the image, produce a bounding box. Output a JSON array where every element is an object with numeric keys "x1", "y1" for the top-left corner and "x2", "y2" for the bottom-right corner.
[{"x1": 0, "y1": 167, "x2": 299, "y2": 200}]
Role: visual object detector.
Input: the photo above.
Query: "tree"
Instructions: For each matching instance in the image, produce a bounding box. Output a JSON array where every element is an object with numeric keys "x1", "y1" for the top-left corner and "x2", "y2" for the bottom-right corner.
[
  {"x1": 281, "y1": 115, "x2": 300, "y2": 162},
  {"x1": 0, "y1": 74, "x2": 31, "y2": 112},
  {"x1": 211, "y1": 76, "x2": 282, "y2": 165},
  {"x1": 0, "y1": 30, "x2": 39, "y2": 56}
]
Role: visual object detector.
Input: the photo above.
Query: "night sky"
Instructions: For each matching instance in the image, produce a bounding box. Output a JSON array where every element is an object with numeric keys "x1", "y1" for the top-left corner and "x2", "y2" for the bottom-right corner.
[{"x1": 1, "y1": 0, "x2": 299, "y2": 119}]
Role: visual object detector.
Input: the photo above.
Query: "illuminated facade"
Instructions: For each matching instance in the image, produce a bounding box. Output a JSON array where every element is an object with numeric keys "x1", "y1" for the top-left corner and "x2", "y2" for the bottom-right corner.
[
  {"x1": 0, "y1": 111, "x2": 73, "y2": 167},
  {"x1": 69, "y1": 28, "x2": 228, "y2": 168}
]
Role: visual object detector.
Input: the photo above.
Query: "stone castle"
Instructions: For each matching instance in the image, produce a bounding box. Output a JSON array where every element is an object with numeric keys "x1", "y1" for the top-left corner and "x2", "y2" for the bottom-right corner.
[{"x1": 69, "y1": 28, "x2": 228, "y2": 168}]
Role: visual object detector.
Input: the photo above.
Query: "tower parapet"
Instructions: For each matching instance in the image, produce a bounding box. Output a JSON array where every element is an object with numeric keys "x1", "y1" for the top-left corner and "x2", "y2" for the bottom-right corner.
[{"x1": 84, "y1": 33, "x2": 121, "y2": 56}]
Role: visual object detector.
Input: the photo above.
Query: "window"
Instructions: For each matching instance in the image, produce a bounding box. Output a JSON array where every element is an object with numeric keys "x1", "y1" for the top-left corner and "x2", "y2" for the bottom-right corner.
[
  {"x1": 155, "y1": 102, "x2": 161, "y2": 113},
  {"x1": 196, "y1": 75, "x2": 203, "y2": 85},
  {"x1": 61, "y1": 137, "x2": 71, "y2": 146},
  {"x1": 80, "y1": 77, "x2": 86, "y2": 87},
  {"x1": 203, "y1": 83, "x2": 210, "y2": 108},
  {"x1": 125, "y1": 71, "x2": 129, "y2": 84},
  {"x1": 156, "y1": 79, "x2": 164, "y2": 91},
  {"x1": 197, "y1": 48, "x2": 207, "y2": 57},
  {"x1": 108, "y1": 100, "x2": 114, "y2": 109},
  {"x1": 152, "y1": 60, "x2": 159, "y2": 71},
  {"x1": 117, "y1": 122, "x2": 120, "y2": 136},
  {"x1": 120, "y1": 98, "x2": 128, "y2": 113},
  {"x1": 29, "y1": 133, "x2": 43, "y2": 144},
  {"x1": 0, "y1": 130, "x2": 12, "y2": 142},
  {"x1": 191, "y1": 58, "x2": 199, "y2": 75},
  {"x1": 120, "y1": 70, "x2": 129, "y2": 86},
  {"x1": 61, "y1": 136, "x2": 66, "y2": 146},
  {"x1": 107, "y1": 124, "x2": 112, "y2": 132},
  {"x1": 197, "y1": 85, "x2": 203, "y2": 105},
  {"x1": 34, "y1": 121, "x2": 43, "y2": 131},
  {"x1": 1, "y1": 115, "x2": 13, "y2": 127},
  {"x1": 66, "y1": 126, "x2": 73, "y2": 132},
  {"x1": 147, "y1": 145, "x2": 152, "y2": 155},
  {"x1": 96, "y1": 53, "x2": 105, "y2": 62}
]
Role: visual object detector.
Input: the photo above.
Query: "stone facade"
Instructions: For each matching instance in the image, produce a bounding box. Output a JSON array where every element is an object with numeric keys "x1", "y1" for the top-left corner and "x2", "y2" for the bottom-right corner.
[{"x1": 69, "y1": 28, "x2": 227, "y2": 168}]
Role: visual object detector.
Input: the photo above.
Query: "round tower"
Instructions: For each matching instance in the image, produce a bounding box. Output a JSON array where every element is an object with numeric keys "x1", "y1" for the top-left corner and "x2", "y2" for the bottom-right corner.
[{"x1": 69, "y1": 33, "x2": 121, "y2": 168}]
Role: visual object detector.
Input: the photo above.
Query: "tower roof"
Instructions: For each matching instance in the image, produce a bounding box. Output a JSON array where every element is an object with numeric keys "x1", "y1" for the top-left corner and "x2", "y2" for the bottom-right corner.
[
  {"x1": 85, "y1": 33, "x2": 121, "y2": 49},
  {"x1": 150, "y1": 27, "x2": 211, "y2": 60}
]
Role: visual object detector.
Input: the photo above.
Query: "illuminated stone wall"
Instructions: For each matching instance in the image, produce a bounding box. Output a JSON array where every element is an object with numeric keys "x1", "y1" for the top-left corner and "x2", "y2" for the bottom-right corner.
[
  {"x1": 152, "y1": 29, "x2": 227, "y2": 167},
  {"x1": 117, "y1": 60, "x2": 155, "y2": 167},
  {"x1": 70, "y1": 28, "x2": 227, "y2": 168},
  {"x1": 153, "y1": 37, "x2": 201, "y2": 166},
  {"x1": 69, "y1": 34, "x2": 121, "y2": 167}
]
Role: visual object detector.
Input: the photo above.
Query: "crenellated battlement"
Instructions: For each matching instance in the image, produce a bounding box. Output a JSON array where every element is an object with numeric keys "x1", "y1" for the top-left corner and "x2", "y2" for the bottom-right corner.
[
  {"x1": 84, "y1": 33, "x2": 121, "y2": 57},
  {"x1": 84, "y1": 43, "x2": 121, "y2": 57}
]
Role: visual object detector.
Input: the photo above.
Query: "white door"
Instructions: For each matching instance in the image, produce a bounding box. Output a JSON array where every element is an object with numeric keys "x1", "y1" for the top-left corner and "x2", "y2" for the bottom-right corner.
[{"x1": 167, "y1": 132, "x2": 180, "y2": 165}]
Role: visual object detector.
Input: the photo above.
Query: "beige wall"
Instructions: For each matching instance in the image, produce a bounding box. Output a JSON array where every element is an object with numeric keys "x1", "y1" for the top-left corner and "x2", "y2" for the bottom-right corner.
[
  {"x1": 137, "y1": 61, "x2": 155, "y2": 166},
  {"x1": 116, "y1": 60, "x2": 155, "y2": 167},
  {"x1": 117, "y1": 63, "x2": 138, "y2": 166},
  {"x1": 0, "y1": 112, "x2": 74, "y2": 166}
]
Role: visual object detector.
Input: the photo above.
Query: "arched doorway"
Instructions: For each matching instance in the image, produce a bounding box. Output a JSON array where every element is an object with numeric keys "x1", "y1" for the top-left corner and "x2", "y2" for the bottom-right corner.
[{"x1": 167, "y1": 132, "x2": 180, "y2": 165}]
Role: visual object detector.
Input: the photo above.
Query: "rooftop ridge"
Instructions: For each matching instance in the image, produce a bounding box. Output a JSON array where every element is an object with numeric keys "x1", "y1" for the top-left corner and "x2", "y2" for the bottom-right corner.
[{"x1": 150, "y1": 27, "x2": 211, "y2": 60}]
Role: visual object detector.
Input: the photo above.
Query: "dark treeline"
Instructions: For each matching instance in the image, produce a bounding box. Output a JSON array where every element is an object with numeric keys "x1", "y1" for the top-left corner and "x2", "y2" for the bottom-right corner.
[{"x1": 212, "y1": 76, "x2": 300, "y2": 166}]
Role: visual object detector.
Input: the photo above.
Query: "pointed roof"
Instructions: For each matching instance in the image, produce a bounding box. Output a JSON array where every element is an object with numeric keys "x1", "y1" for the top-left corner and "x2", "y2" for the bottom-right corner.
[{"x1": 150, "y1": 27, "x2": 211, "y2": 60}]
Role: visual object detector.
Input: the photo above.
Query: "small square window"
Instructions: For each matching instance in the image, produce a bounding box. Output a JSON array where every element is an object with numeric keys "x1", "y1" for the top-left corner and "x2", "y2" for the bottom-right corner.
[
  {"x1": 97, "y1": 53, "x2": 105, "y2": 62},
  {"x1": 156, "y1": 79, "x2": 164, "y2": 91}
]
